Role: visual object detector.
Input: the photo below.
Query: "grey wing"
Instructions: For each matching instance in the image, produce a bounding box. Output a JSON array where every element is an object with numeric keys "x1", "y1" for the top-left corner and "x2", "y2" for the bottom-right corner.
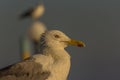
[{"x1": 0, "y1": 59, "x2": 50, "y2": 80}]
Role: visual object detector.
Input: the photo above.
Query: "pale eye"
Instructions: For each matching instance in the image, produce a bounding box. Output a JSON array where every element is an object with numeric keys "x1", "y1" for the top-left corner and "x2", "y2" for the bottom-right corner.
[{"x1": 54, "y1": 35, "x2": 60, "y2": 38}]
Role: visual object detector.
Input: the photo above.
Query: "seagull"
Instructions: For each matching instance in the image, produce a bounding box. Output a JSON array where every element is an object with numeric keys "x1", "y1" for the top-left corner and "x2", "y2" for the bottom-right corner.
[
  {"x1": 20, "y1": 3, "x2": 45, "y2": 20},
  {"x1": 0, "y1": 28, "x2": 85, "y2": 80}
]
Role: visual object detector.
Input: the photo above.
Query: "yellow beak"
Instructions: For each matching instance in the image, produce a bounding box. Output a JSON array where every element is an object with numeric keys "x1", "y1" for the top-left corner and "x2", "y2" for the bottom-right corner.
[{"x1": 67, "y1": 39, "x2": 85, "y2": 47}]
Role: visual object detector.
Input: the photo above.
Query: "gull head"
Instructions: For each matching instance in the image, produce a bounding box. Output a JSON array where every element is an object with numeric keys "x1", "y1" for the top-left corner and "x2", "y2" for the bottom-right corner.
[{"x1": 40, "y1": 30, "x2": 85, "y2": 49}]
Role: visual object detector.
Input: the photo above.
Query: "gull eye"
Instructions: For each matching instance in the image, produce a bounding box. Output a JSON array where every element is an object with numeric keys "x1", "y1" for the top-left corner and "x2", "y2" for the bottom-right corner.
[{"x1": 54, "y1": 34, "x2": 60, "y2": 38}]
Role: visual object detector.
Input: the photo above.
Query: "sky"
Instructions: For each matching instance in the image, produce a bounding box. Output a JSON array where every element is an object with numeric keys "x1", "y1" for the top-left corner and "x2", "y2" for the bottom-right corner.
[{"x1": 0, "y1": 0, "x2": 120, "y2": 80}]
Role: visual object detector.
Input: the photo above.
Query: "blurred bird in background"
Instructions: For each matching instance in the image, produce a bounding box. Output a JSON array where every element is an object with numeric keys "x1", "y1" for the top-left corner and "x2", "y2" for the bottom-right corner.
[
  {"x1": 19, "y1": 3, "x2": 45, "y2": 20},
  {"x1": 20, "y1": 22, "x2": 46, "y2": 60},
  {"x1": 27, "y1": 21, "x2": 46, "y2": 53},
  {"x1": 20, "y1": 2, "x2": 45, "y2": 60}
]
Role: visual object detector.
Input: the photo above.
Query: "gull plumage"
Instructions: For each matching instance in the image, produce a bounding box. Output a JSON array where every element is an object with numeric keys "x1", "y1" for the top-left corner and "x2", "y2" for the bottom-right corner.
[
  {"x1": 20, "y1": 3, "x2": 45, "y2": 20},
  {"x1": 0, "y1": 24, "x2": 85, "y2": 80}
]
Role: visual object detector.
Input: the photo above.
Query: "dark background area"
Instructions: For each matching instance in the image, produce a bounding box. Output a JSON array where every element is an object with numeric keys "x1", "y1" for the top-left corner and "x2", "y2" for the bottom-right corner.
[{"x1": 0, "y1": 0, "x2": 120, "y2": 80}]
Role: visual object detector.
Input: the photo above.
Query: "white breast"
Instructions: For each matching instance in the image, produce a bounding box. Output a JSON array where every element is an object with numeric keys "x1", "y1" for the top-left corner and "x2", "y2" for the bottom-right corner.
[{"x1": 33, "y1": 49, "x2": 71, "y2": 80}]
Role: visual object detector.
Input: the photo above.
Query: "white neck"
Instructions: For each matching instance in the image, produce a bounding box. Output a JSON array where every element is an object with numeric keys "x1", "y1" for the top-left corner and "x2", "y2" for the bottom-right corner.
[
  {"x1": 34, "y1": 46, "x2": 71, "y2": 80},
  {"x1": 45, "y1": 47, "x2": 71, "y2": 80}
]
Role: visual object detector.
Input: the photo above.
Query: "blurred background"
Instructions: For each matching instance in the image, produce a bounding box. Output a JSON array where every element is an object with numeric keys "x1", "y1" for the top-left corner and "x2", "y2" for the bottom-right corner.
[{"x1": 0, "y1": 0, "x2": 120, "y2": 80}]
